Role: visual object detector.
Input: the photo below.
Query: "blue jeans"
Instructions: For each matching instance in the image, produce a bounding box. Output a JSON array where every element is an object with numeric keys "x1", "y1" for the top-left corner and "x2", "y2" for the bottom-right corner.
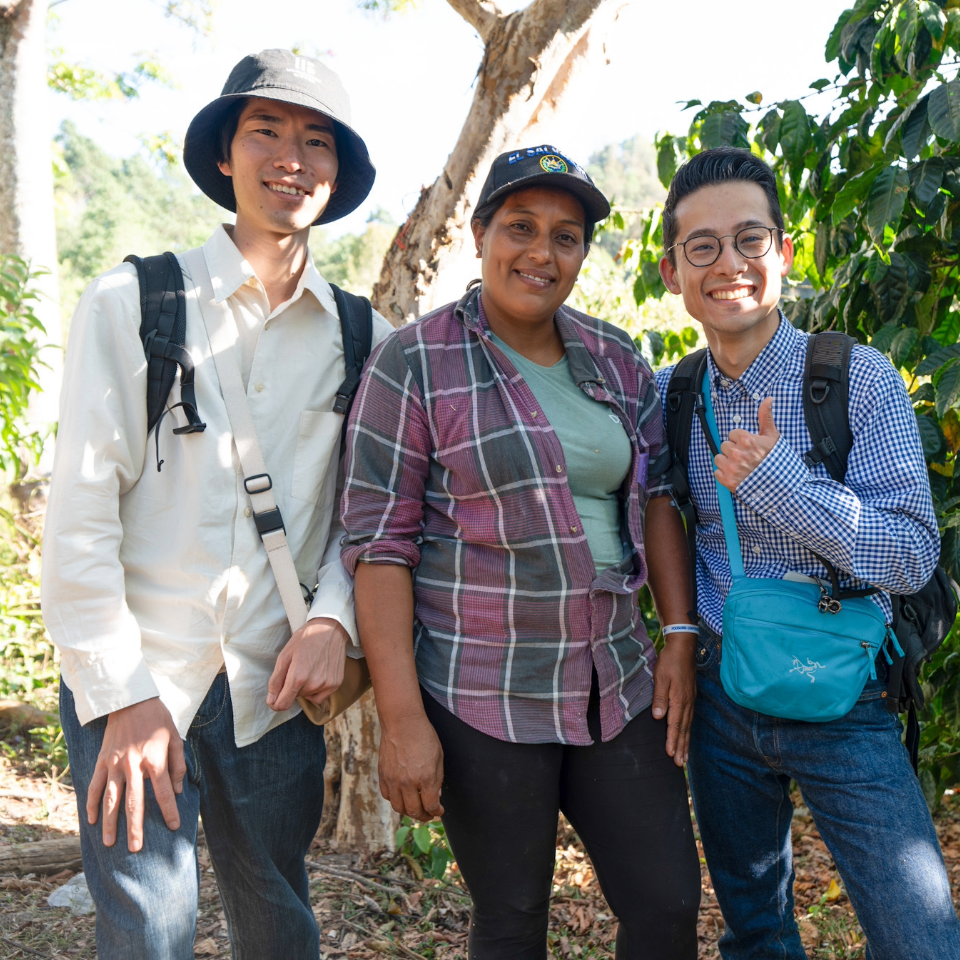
[
  {"x1": 688, "y1": 627, "x2": 960, "y2": 960},
  {"x1": 61, "y1": 675, "x2": 326, "y2": 960}
]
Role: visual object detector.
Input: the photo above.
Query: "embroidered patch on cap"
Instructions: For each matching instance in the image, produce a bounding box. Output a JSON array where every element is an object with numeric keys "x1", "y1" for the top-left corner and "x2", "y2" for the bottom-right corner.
[{"x1": 539, "y1": 155, "x2": 568, "y2": 174}]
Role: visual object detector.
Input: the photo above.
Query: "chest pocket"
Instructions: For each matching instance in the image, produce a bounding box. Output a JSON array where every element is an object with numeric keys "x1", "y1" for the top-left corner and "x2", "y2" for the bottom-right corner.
[{"x1": 292, "y1": 410, "x2": 342, "y2": 504}]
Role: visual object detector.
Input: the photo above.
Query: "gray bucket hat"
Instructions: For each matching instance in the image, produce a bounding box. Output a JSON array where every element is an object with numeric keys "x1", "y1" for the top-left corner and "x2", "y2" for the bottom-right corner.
[{"x1": 183, "y1": 49, "x2": 375, "y2": 225}]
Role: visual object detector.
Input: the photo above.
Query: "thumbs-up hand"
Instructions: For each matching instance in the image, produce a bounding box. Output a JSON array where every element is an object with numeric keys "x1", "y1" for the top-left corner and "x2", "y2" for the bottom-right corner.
[{"x1": 713, "y1": 396, "x2": 780, "y2": 492}]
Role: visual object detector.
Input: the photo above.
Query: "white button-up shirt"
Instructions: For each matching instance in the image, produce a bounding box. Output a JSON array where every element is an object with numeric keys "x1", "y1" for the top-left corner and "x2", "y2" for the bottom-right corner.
[{"x1": 41, "y1": 227, "x2": 394, "y2": 746}]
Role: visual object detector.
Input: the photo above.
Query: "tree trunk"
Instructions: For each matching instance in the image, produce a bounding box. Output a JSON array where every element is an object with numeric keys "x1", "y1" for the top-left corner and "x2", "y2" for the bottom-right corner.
[
  {"x1": 0, "y1": 0, "x2": 62, "y2": 469},
  {"x1": 325, "y1": 0, "x2": 621, "y2": 852},
  {"x1": 372, "y1": 0, "x2": 622, "y2": 323}
]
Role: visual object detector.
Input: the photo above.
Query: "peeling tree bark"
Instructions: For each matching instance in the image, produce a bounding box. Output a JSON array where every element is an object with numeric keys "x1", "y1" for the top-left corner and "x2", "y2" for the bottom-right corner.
[
  {"x1": 327, "y1": 0, "x2": 620, "y2": 853},
  {"x1": 0, "y1": 0, "x2": 62, "y2": 463}
]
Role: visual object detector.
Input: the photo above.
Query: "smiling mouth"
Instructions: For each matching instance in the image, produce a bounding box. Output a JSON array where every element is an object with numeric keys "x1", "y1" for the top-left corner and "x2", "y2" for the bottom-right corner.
[
  {"x1": 266, "y1": 182, "x2": 310, "y2": 197},
  {"x1": 710, "y1": 286, "x2": 755, "y2": 301},
  {"x1": 516, "y1": 271, "x2": 553, "y2": 286}
]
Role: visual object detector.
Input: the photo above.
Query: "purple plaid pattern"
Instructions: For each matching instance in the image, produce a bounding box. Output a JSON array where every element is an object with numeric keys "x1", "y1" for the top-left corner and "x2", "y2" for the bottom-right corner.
[{"x1": 341, "y1": 287, "x2": 668, "y2": 745}]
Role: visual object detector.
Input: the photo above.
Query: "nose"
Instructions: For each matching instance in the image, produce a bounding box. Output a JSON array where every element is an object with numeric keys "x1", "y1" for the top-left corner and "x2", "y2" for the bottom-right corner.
[
  {"x1": 713, "y1": 236, "x2": 748, "y2": 276},
  {"x1": 273, "y1": 133, "x2": 307, "y2": 172},
  {"x1": 526, "y1": 230, "x2": 554, "y2": 265}
]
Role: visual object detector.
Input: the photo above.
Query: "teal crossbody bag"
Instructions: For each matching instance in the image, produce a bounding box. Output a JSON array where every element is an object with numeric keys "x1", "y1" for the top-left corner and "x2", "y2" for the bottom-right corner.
[{"x1": 700, "y1": 372, "x2": 891, "y2": 722}]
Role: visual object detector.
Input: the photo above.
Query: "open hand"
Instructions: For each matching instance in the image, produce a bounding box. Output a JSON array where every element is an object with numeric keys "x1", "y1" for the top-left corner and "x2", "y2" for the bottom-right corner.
[
  {"x1": 651, "y1": 632, "x2": 696, "y2": 766},
  {"x1": 87, "y1": 697, "x2": 186, "y2": 852},
  {"x1": 713, "y1": 396, "x2": 780, "y2": 491}
]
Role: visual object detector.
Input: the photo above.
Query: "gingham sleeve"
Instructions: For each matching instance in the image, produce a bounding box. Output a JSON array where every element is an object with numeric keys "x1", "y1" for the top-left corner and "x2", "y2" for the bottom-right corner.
[
  {"x1": 736, "y1": 347, "x2": 939, "y2": 593},
  {"x1": 340, "y1": 333, "x2": 431, "y2": 574}
]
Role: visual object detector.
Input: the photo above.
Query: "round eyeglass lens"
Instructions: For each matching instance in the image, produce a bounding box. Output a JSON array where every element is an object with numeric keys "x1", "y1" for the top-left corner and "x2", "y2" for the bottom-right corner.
[
  {"x1": 735, "y1": 227, "x2": 774, "y2": 259},
  {"x1": 685, "y1": 236, "x2": 721, "y2": 266}
]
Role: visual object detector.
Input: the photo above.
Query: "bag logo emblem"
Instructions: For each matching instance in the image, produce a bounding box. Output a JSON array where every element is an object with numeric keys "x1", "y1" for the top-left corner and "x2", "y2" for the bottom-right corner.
[
  {"x1": 789, "y1": 657, "x2": 825, "y2": 683},
  {"x1": 540, "y1": 155, "x2": 568, "y2": 174}
]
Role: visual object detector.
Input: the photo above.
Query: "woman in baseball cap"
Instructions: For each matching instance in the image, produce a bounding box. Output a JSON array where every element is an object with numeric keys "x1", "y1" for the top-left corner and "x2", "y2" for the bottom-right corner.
[
  {"x1": 342, "y1": 146, "x2": 701, "y2": 958},
  {"x1": 183, "y1": 48, "x2": 375, "y2": 224}
]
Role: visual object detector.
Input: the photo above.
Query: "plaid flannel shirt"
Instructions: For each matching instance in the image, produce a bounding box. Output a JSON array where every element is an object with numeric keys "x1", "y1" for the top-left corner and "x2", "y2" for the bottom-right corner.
[
  {"x1": 341, "y1": 286, "x2": 669, "y2": 745},
  {"x1": 652, "y1": 315, "x2": 939, "y2": 636}
]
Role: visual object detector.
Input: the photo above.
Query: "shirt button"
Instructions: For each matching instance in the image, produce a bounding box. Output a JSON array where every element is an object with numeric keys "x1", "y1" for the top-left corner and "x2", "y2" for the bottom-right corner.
[
  {"x1": 752, "y1": 545, "x2": 761, "y2": 555},
  {"x1": 244, "y1": 506, "x2": 252, "y2": 517},
  {"x1": 733, "y1": 414, "x2": 742, "y2": 425},
  {"x1": 531, "y1": 411, "x2": 538, "y2": 418},
  {"x1": 255, "y1": 383, "x2": 264, "y2": 392},
  {"x1": 570, "y1": 525, "x2": 578, "y2": 533},
  {"x1": 753, "y1": 392, "x2": 761, "y2": 401},
  {"x1": 556, "y1": 465, "x2": 563, "y2": 473},
  {"x1": 223, "y1": 633, "x2": 231, "y2": 643}
]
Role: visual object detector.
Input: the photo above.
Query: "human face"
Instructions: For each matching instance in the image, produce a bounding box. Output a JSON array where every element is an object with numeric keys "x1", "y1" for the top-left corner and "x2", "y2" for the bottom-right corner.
[
  {"x1": 472, "y1": 186, "x2": 587, "y2": 330},
  {"x1": 659, "y1": 181, "x2": 793, "y2": 350},
  {"x1": 217, "y1": 98, "x2": 339, "y2": 238}
]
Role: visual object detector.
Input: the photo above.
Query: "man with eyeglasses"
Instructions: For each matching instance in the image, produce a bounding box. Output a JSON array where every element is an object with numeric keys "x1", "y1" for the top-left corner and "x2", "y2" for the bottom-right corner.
[{"x1": 651, "y1": 146, "x2": 960, "y2": 959}]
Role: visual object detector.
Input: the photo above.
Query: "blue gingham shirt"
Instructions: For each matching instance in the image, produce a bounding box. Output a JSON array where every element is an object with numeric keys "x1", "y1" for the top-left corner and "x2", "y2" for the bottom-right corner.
[{"x1": 652, "y1": 315, "x2": 939, "y2": 635}]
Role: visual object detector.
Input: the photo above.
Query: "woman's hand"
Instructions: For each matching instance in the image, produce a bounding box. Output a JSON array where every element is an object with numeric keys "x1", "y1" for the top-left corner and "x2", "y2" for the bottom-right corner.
[
  {"x1": 378, "y1": 713, "x2": 445, "y2": 821},
  {"x1": 651, "y1": 632, "x2": 697, "y2": 766}
]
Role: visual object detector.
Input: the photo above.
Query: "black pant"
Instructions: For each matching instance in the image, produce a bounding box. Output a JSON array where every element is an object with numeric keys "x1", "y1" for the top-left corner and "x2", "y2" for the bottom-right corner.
[{"x1": 422, "y1": 680, "x2": 701, "y2": 959}]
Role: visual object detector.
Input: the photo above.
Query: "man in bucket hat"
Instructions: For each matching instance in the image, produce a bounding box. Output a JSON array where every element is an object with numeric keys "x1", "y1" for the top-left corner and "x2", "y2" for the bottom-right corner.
[{"x1": 41, "y1": 50, "x2": 394, "y2": 959}]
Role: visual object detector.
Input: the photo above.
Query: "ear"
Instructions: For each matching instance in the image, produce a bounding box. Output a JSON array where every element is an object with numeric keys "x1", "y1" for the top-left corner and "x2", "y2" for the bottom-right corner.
[
  {"x1": 217, "y1": 159, "x2": 233, "y2": 178},
  {"x1": 779, "y1": 232, "x2": 795, "y2": 277},
  {"x1": 659, "y1": 255, "x2": 682, "y2": 295},
  {"x1": 471, "y1": 219, "x2": 485, "y2": 259}
]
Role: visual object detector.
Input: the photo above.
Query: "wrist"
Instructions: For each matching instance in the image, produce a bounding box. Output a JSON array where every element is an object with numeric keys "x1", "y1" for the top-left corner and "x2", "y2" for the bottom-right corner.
[{"x1": 662, "y1": 623, "x2": 698, "y2": 638}]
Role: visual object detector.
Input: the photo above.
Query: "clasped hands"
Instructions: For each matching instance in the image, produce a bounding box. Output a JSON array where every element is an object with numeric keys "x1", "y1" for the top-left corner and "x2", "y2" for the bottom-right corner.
[
  {"x1": 88, "y1": 617, "x2": 348, "y2": 852},
  {"x1": 712, "y1": 396, "x2": 779, "y2": 491}
]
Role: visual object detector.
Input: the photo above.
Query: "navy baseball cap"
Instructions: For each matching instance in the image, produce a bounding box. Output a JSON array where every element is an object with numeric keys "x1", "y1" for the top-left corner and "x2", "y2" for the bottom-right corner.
[
  {"x1": 475, "y1": 146, "x2": 610, "y2": 223},
  {"x1": 183, "y1": 49, "x2": 375, "y2": 225}
]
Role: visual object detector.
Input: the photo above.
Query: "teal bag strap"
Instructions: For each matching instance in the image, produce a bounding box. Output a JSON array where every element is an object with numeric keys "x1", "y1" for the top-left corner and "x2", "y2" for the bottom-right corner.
[{"x1": 700, "y1": 370, "x2": 746, "y2": 582}]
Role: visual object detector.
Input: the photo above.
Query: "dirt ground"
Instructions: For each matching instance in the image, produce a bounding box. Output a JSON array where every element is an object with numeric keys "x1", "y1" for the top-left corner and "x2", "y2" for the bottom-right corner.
[{"x1": 1, "y1": 755, "x2": 959, "y2": 960}]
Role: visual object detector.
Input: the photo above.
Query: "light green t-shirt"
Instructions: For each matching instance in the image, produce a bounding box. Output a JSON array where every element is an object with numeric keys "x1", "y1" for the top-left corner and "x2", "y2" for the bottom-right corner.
[{"x1": 491, "y1": 333, "x2": 633, "y2": 575}]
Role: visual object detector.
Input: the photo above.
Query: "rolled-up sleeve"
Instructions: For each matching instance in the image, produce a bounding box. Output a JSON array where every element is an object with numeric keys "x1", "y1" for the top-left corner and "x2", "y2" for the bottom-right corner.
[{"x1": 340, "y1": 334, "x2": 432, "y2": 574}]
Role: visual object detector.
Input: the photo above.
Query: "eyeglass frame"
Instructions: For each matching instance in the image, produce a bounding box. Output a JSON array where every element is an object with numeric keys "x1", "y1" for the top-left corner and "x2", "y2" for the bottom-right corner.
[{"x1": 666, "y1": 225, "x2": 785, "y2": 267}]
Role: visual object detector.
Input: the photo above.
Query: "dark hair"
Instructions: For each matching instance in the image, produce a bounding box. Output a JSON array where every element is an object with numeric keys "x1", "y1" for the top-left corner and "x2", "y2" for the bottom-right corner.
[
  {"x1": 472, "y1": 190, "x2": 594, "y2": 253},
  {"x1": 216, "y1": 98, "x2": 250, "y2": 165},
  {"x1": 662, "y1": 147, "x2": 784, "y2": 264}
]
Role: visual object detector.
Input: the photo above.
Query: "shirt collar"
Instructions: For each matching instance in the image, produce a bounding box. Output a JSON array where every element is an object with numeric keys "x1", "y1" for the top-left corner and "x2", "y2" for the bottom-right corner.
[
  {"x1": 455, "y1": 284, "x2": 604, "y2": 387},
  {"x1": 706, "y1": 310, "x2": 801, "y2": 400},
  {"x1": 201, "y1": 225, "x2": 338, "y2": 317}
]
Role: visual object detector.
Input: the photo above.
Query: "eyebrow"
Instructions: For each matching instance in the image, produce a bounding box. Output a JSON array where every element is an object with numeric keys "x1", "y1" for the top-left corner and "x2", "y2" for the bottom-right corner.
[
  {"x1": 684, "y1": 218, "x2": 768, "y2": 238},
  {"x1": 245, "y1": 113, "x2": 335, "y2": 133},
  {"x1": 507, "y1": 208, "x2": 585, "y2": 228}
]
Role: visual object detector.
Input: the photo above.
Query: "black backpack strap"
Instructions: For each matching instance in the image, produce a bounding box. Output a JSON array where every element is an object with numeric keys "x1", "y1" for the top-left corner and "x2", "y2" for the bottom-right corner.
[
  {"x1": 329, "y1": 283, "x2": 374, "y2": 454},
  {"x1": 124, "y1": 252, "x2": 205, "y2": 443},
  {"x1": 665, "y1": 348, "x2": 709, "y2": 624},
  {"x1": 802, "y1": 331, "x2": 854, "y2": 482}
]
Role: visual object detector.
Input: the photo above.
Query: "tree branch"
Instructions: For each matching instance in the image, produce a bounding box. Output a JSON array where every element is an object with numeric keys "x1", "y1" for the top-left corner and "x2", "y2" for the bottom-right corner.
[{"x1": 445, "y1": 0, "x2": 502, "y2": 43}]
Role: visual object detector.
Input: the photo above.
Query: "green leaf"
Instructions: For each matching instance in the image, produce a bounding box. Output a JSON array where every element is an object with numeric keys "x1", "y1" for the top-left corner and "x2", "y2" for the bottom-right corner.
[
  {"x1": 910, "y1": 157, "x2": 945, "y2": 212},
  {"x1": 865, "y1": 253, "x2": 890, "y2": 284},
  {"x1": 699, "y1": 111, "x2": 749, "y2": 150},
  {"x1": 745, "y1": 90, "x2": 763, "y2": 105},
  {"x1": 871, "y1": 250, "x2": 909, "y2": 323},
  {"x1": 832, "y1": 167, "x2": 882, "y2": 226},
  {"x1": 779, "y1": 101, "x2": 811, "y2": 163},
  {"x1": 916, "y1": 413, "x2": 946, "y2": 460},
  {"x1": 815, "y1": 221, "x2": 831, "y2": 278},
  {"x1": 891, "y1": 326, "x2": 919, "y2": 368},
  {"x1": 870, "y1": 321, "x2": 898, "y2": 353},
  {"x1": 428, "y1": 844, "x2": 452, "y2": 880},
  {"x1": 656, "y1": 136, "x2": 679, "y2": 191},
  {"x1": 918, "y1": 343, "x2": 960, "y2": 376},
  {"x1": 758, "y1": 108, "x2": 781, "y2": 154},
  {"x1": 413, "y1": 824, "x2": 432, "y2": 854},
  {"x1": 865, "y1": 166, "x2": 910, "y2": 244},
  {"x1": 936, "y1": 361, "x2": 960, "y2": 416},
  {"x1": 900, "y1": 96, "x2": 931, "y2": 159},
  {"x1": 927, "y1": 80, "x2": 960, "y2": 142},
  {"x1": 809, "y1": 78, "x2": 831, "y2": 91},
  {"x1": 895, "y1": 0, "x2": 919, "y2": 71},
  {"x1": 919, "y1": 0, "x2": 945, "y2": 40},
  {"x1": 826, "y1": 8, "x2": 856, "y2": 61},
  {"x1": 395, "y1": 826, "x2": 411, "y2": 849}
]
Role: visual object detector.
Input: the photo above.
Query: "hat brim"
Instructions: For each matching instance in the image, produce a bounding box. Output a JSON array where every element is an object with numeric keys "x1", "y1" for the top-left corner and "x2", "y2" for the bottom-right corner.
[
  {"x1": 183, "y1": 90, "x2": 376, "y2": 225},
  {"x1": 477, "y1": 174, "x2": 611, "y2": 224}
]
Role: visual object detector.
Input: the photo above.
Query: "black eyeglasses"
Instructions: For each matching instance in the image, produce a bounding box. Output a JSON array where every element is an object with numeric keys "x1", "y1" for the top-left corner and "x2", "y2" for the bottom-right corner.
[{"x1": 667, "y1": 225, "x2": 783, "y2": 267}]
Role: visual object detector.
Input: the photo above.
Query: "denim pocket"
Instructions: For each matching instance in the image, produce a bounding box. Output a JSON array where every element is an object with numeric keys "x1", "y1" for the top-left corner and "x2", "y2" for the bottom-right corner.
[{"x1": 696, "y1": 630, "x2": 721, "y2": 670}]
